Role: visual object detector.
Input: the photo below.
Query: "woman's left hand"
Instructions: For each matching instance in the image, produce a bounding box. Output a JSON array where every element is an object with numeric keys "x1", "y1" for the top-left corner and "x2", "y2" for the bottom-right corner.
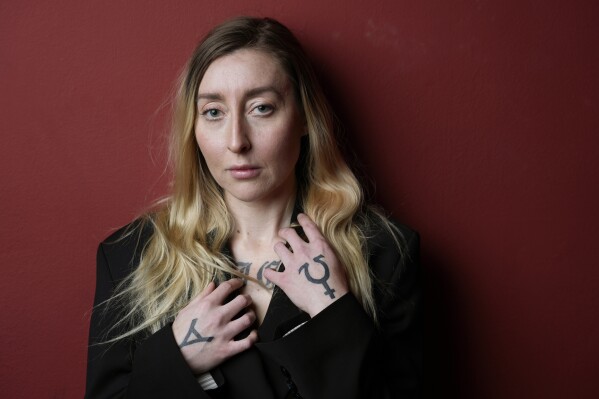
[{"x1": 264, "y1": 213, "x2": 349, "y2": 317}]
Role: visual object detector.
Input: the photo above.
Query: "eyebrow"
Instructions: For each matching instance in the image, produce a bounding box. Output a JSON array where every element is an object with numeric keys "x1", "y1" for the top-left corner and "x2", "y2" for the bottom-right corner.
[{"x1": 196, "y1": 85, "x2": 285, "y2": 103}]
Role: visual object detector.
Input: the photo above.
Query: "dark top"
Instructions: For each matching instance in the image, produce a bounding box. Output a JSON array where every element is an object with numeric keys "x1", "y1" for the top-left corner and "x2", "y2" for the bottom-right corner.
[{"x1": 85, "y1": 218, "x2": 421, "y2": 398}]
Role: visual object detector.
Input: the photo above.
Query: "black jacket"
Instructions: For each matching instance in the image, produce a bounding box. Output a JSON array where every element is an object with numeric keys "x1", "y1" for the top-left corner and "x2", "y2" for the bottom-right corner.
[{"x1": 85, "y1": 219, "x2": 421, "y2": 398}]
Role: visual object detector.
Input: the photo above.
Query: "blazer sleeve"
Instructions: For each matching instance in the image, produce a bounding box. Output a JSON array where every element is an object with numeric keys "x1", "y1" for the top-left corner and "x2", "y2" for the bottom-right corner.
[
  {"x1": 85, "y1": 239, "x2": 213, "y2": 399},
  {"x1": 256, "y1": 228, "x2": 422, "y2": 399}
]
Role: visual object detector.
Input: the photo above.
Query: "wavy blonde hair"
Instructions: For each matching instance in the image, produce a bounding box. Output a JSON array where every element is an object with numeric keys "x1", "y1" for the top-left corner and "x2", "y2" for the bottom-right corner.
[{"x1": 108, "y1": 17, "x2": 396, "y2": 340}]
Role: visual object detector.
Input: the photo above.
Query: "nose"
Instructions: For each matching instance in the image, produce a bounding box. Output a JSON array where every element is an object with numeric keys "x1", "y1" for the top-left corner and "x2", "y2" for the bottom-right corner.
[{"x1": 227, "y1": 113, "x2": 251, "y2": 153}]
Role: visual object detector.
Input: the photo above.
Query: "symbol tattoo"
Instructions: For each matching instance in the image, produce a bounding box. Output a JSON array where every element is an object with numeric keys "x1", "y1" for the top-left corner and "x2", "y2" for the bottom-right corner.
[
  {"x1": 179, "y1": 318, "x2": 214, "y2": 348},
  {"x1": 298, "y1": 254, "x2": 336, "y2": 299},
  {"x1": 234, "y1": 260, "x2": 280, "y2": 289},
  {"x1": 235, "y1": 261, "x2": 251, "y2": 285},
  {"x1": 257, "y1": 260, "x2": 281, "y2": 289},
  {"x1": 235, "y1": 261, "x2": 251, "y2": 275}
]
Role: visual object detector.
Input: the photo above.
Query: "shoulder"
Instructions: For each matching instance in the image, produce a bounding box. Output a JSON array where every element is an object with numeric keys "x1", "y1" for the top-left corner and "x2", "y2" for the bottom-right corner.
[
  {"x1": 97, "y1": 218, "x2": 154, "y2": 284},
  {"x1": 360, "y1": 211, "x2": 421, "y2": 314},
  {"x1": 364, "y1": 211, "x2": 421, "y2": 300},
  {"x1": 367, "y1": 218, "x2": 418, "y2": 256},
  {"x1": 361, "y1": 210, "x2": 420, "y2": 278}
]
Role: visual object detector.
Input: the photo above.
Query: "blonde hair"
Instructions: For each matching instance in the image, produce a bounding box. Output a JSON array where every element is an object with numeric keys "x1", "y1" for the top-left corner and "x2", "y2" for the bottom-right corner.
[{"x1": 107, "y1": 17, "x2": 397, "y2": 340}]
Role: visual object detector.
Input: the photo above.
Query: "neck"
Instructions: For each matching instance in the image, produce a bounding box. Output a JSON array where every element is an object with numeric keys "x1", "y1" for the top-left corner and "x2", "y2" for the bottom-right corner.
[{"x1": 225, "y1": 191, "x2": 297, "y2": 248}]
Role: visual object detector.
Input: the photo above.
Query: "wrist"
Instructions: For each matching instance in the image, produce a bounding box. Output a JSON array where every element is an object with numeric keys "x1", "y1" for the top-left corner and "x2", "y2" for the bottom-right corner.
[{"x1": 307, "y1": 288, "x2": 348, "y2": 318}]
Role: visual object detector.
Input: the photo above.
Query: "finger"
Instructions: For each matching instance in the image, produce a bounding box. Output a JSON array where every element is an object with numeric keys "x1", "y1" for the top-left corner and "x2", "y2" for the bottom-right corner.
[
  {"x1": 278, "y1": 226, "x2": 306, "y2": 250},
  {"x1": 225, "y1": 310, "x2": 256, "y2": 338},
  {"x1": 297, "y1": 213, "x2": 323, "y2": 243},
  {"x1": 200, "y1": 281, "x2": 216, "y2": 297},
  {"x1": 273, "y1": 240, "x2": 292, "y2": 261},
  {"x1": 188, "y1": 281, "x2": 216, "y2": 306},
  {"x1": 210, "y1": 278, "x2": 244, "y2": 304},
  {"x1": 228, "y1": 330, "x2": 258, "y2": 355},
  {"x1": 262, "y1": 267, "x2": 284, "y2": 288},
  {"x1": 220, "y1": 294, "x2": 252, "y2": 320}
]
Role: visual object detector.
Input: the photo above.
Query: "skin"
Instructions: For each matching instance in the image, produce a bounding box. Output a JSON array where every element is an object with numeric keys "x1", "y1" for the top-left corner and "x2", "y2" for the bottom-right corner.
[
  {"x1": 195, "y1": 48, "x2": 303, "y2": 206},
  {"x1": 266, "y1": 213, "x2": 349, "y2": 318},
  {"x1": 171, "y1": 49, "x2": 349, "y2": 375}
]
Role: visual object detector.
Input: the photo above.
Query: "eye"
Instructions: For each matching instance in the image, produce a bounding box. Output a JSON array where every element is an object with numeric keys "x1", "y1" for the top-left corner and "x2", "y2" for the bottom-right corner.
[
  {"x1": 252, "y1": 104, "x2": 274, "y2": 116},
  {"x1": 202, "y1": 108, "x2": 223, "y2": 120}
]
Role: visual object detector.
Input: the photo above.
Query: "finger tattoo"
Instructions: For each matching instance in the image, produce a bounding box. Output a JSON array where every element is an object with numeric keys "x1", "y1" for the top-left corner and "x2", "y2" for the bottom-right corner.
[
  {"x1": 179, "y1": 318, "x2": 214, "y2": 348},
  {"x1": 298, "y1": 254, "x2": 336, "y2": 299}
]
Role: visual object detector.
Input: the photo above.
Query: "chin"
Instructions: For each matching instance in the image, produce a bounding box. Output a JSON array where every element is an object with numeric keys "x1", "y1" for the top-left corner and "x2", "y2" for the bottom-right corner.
[
  {"x1": 222, "y1": 176, "x2": 295, "y2": 205},
  {"x1": 224, "y1": 187, "x2": 270, "y2": 203}
]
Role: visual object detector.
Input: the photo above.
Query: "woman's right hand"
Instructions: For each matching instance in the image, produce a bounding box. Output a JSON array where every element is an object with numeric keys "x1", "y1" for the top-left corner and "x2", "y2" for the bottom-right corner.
[{"x1": 172, "y1": 278, "x2": 258, "y2": 374}]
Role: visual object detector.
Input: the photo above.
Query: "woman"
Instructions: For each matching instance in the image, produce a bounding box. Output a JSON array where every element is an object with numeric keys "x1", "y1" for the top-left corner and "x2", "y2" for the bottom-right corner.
[{"x1": 85, "y1": 16, "x2": 421, "y2": 399}]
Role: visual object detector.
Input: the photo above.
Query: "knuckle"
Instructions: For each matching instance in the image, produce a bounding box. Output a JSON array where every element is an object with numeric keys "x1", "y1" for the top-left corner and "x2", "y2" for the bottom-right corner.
[
  {"x1": 235, "y1": 294, "x2": 248, "y2": 307},
  {"x1": 248, "y1": 331, "x2": 258, "y2": 344},
  {"x1": 243, "y1": 312, "x2": 255, "y2": 326},
  {"x1": 314, "y1": 236, "x2": 327, "y2": 247},
  {"x1": 200, "y1": 298, "x2": 214, "y2": 310},
  {"x1": 238, "y1": 338, "x2": 253, "y2": 351},
  {"x1": 211, "y1": 311, "x2": 225, "y2": 326}
]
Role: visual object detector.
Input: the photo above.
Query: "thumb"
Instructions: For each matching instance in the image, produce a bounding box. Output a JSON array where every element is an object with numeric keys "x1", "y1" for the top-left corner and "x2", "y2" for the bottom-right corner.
[{"x1": 263, "y1": 268, "x2": 284, "y2": 288}]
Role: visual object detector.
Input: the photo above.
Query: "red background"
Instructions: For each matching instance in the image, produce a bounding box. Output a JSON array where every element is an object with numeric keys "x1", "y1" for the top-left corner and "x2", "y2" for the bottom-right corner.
[{"x1": 1, "y1": 1, "x2": 598, "y2": 397}]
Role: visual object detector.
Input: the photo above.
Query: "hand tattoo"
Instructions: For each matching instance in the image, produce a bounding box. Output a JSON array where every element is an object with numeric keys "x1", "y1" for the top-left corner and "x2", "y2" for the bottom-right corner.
[
  {"x1": 179, "y1": 318, "x2": 214, "y2": 348},
  {"x1": 298, "y1": 254, "x2": 336, "y2": 299}
]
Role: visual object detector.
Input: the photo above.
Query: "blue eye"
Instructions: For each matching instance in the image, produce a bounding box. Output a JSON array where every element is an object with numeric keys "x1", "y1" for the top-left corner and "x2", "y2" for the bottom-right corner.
[
  {"x1": 203, "y1": 108, "x2": 222, "y2": 119},
  {"x1": 254, "y1": 104, "x2": 274, "y2": 115}
]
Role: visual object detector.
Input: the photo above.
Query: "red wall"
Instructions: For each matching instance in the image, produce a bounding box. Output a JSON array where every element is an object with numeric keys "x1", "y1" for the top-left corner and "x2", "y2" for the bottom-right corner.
[{"x1": 1, "y1": 1, "x2": 597, "y2": 397}]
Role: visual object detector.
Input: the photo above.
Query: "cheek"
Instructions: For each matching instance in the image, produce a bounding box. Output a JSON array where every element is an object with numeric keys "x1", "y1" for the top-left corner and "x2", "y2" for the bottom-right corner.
[
  {"x1": 270, "y1": 132, "x2": 302, "y2": 171},
  {"x1": 194, "y1": 141, "x2": 220, "y2": 182},
  {"x1": 195, "y1": 133, "x2": 218, "y2": 161},
  {"x1": 274, "y1": 115, "x2": 303, "y2": 155}
]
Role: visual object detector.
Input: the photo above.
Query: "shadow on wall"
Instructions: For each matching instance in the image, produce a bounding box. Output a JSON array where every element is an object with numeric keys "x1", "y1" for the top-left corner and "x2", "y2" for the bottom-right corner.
[
  {"x1": 424, "y1": 250, "x2": 463, "y2": 398},
  {"x1": 308, "y1": 48, "x2": 465, "y2": 399}
]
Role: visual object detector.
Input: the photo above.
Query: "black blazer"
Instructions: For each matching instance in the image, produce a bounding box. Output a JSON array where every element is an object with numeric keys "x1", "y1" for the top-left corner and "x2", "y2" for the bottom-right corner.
[{"x1": 85, "y1": 219, "x2": 421, "y2": 398}]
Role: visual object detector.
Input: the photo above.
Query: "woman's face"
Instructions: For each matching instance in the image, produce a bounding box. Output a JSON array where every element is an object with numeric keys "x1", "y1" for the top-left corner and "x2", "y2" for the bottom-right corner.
[{"x1": 195, "y1": 49, "x2": 304, "y2": 206}]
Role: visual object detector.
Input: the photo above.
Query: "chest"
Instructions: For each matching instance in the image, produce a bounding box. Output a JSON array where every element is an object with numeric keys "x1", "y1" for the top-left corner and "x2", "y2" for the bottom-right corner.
[{"x1": 233, "y1": 255, "x2": 282, "y2": 325}]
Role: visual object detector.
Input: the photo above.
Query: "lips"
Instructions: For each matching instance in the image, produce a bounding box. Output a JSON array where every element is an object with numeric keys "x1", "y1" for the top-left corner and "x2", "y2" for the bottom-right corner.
[{"x1": 228, "y1": 165, "x2": 261, "y2": 179}]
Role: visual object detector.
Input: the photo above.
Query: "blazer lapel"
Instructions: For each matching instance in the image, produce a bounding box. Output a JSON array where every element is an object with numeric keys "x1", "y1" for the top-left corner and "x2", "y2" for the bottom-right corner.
[
  {"x1": 259, "y1": 203, "x2": 310, "y2": 341},
  {"x1": 258, "y1": 286, "x2": 310, "y2": 342}
]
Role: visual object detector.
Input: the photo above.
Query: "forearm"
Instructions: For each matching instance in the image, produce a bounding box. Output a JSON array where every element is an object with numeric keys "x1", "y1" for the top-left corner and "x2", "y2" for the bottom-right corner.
[{"x1": 256, "y1": 294, "x2": 382, "y2": 399}]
